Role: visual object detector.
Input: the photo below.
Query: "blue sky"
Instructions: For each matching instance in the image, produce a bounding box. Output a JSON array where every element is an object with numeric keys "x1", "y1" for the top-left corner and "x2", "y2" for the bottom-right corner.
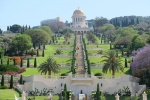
[{"x1": 0, "y1": 0, "x2": 150, "y2": 31}]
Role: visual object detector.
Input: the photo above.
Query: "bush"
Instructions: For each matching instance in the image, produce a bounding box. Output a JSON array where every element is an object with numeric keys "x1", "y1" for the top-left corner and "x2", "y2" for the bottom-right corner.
[
  {"x1": 18, "y1": 68, "x2": 26, "y2": 73},
  {"x1": 0, "y1": 64, "x2": 18, "y2": 73},
  {"x1": 0, "y1": 85, "x2": 8, "y2": 89},
  {"x1": 95, "y1": 73, "x2": 102, "y2": 76},
  {"x1": 61, "y1": 73, "x2": 68, "y2": 76},
  {"x1": 97, "y1": 50, "x2": 103, "y2": 54}
]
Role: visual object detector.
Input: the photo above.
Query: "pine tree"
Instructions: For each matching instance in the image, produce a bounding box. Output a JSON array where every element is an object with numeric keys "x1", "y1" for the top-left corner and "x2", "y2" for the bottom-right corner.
[
  {"x1": 27, "y1": 58, "x2": 30, "y2": 68},
  {"x1": 1, "y1": 74, "x2": 4, "y2": 86},
  {"x1": 42, "y1": 49, "x2": 45, "y2": 57},
  {"x1": 36, "y1": 49, "x2": 39, "y2": 57},
  {"x1": 13, "y1": 58, "x2": 16, "y2": 65},
  {"x1": 20, "y1": 58, "x2": 23, "y2": 67},
  {"x1": 125, "y1": 58, "x2": 128, "y2": 68},
  {"x1": 34, "y1": 58, "x2": 37, "y2": 68},
  {"x1": 19, "y1": 75, "x2": 23, "y2": 84},
  {"x1": 7, "y1": 58, "x2": 9, "y2": 65},
  {"x1": 10, "y1": 75, "x2": 13, "y2": 89}
]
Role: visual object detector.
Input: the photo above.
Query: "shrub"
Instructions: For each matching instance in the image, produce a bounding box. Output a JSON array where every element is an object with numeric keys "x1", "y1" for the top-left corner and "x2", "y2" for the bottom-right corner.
[
  {"x1": 0, "y1": 85, "x2": 8, "y2": 89},
  {"x1": 55, "y1": 49, "x2": 63, "y2": 55},
  {"x1": 97, "y1": 50, "x2": 103, "y2": 54},
  {"x1": 61, "y1": 73, "x2": 68, "y2": 76},
  {"x1": 94, "y1": 73, "x2": 102, "y2": 76},
  {"x1": 0, "y1": 64, "x2": 18, "y2": 73},
  {"x1": 18, "y1": 68, "x2": 26, "y2": 73},
  {"x1": 11, "y1": 56, "x2": 21, "y2": 65}
]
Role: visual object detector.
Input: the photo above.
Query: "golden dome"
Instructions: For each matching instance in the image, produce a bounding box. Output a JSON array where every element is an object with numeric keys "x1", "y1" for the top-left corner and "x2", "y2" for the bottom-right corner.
[{"x1": 72, "y1": 8, "x2": 85, "y2": 17}]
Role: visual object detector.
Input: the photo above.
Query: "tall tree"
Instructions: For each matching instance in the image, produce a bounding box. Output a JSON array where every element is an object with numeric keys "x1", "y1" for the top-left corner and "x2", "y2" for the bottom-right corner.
[
  {"x1": 19, "y1": 75, "x2": 23, "y2": 85},
  {"x1": 13, "y1": 58, "x2": 16, "y2": 65},
  {"x1": 10, "y1": 24, "x2": 22, "y2": 33},
  {"x1": 27, "y1": 58, "x2": 30, "y2": 68},
  {"x1": 25, "y1": 29, "x2": 50, "y2": 48},
  {"x1": 36, "y1": 49, "x2": 39, "y2": 57},
  {"x1": 9, "y1": 75, "x2": 13, "y2": 89},
  {"x1": 34, "y1": 58, "x2": 37, "y2": 68},
  {"x1": 38, "y1": 56, "x2": 60, "y2": 76},
  {"x1": 1, "y1": 74, "x2": 4, "y2": 86},
  {"x1": 102, "y1": 50, "x2": 124, "y2": 78},
  {"x1": 125, "y1": 58, "x2": 128, "y2": 68},
  {"x1": 20, "y1": 58, "x2": 23, "y2": 67},
  {"x1": 11, "y1": 34, "x2": 32, "y2": 56},
  {"x1": 42, "y1": 49, "x2": 45, "y2": 57}
]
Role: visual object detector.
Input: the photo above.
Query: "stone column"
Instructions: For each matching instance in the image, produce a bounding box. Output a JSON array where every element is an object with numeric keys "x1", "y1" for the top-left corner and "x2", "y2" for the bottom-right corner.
[
  {"x1": 115, "y1": 94, "x2": 119, "y2": 100},
  {"x1": 142, "y1": 92, "x2": 147, "y2": 100},
  {"x1": 22, "y1": 91, "x2": 26, "y2": 100}
]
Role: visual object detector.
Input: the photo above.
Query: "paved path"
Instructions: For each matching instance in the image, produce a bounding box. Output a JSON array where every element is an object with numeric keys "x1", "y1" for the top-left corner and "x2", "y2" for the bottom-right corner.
[{"x1": 76, "y1": 34, "x2": 85, "y2": 74}]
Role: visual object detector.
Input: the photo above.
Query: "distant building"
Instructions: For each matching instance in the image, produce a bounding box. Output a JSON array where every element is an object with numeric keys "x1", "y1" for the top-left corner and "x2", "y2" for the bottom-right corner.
[
  {"x1": 2, "y1": 31, "x2": 17, "y2": 37},
  {"x1": 41, "y1": 17, "x2": 64, "y2": 26},
  {"x1": 70, "y1": 7, "x2": 93, "y2": 33},
  {"x1": 86, "y1": 19, "x2": 95, "y2": 27}
]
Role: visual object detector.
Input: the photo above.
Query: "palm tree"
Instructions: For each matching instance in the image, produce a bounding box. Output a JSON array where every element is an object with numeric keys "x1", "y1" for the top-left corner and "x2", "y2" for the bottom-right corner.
[
  {"x1": 102, "y1": 50, "x2": 124, "y2": 78},
  {"x1": 38, "y1": 56, "x2": 60, "y2": 77}
]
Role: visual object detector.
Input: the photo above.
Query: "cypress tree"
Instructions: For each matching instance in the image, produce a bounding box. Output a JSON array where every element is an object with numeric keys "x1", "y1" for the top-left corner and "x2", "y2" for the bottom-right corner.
[
  {"x1": 136, "y1": 18, "x2": 139, "y2": 24},
  {"x1": 7, "y1": 58, "x2": 9, "y2": 65},
  {"x1": 10, "y1": 75, "x2": 13, "y2": 89},
  {"x1": 42, "y1": 49, "x2": 45, "y2": 57},
  {"x1": 43, "y1": 44, "x2": 45, "y2": 49},
  {"x1": 20, "y1": 58, "x2": 23, "y2": 67},
  {"x1": 36, "y1": 49, "x2": 39, "y2": 57},
  {"x1": 19, "y1": 75, "x2": 23, "y2": 84},
  {"x1": 125, "y1": 58, "x2": 128, "y2": 68},
  {"x1": 13, "y1": 58, "x2": 16, "y2": 65},
  {"x1": 96, "y1": 83, "x2": 101, "y2": 100},
  {"x1": 1, "y1": 58, "x2": 3, "y2": 64},
  {"x1": 101, "y1": 38, "x2": 102, "y2": 44},
  {"x1": 7, "y1": 26, "x2": 10, "y2": 30},
  {"x1": 25, "y1": 50, "x2": 28, "y2": 55},
  {"x1": 34, "y1": 58, "x2": 37, "y2": 68},
  {"x1": 27, "y1": 58, "x2": 30, "y2": 68},
  {"x1": 29, "y1": 26, "x2": 31, "y2": 30},
  {"x1": 110, "y1": 43, "x2": 112, "y2": 50},
  {"x1": 38, "y1": 44, "x2": 41, "y2": 49},
  {"x1": 1, "y1": 74, "x2": 4, "y2": 86}
]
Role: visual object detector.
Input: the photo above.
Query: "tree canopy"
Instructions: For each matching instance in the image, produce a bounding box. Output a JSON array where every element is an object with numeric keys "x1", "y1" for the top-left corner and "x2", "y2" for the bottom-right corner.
[
  {"x1": 11, "y1": 34, "x2": 32, "y2": 55},
  {"x1": 25, "y1": 29, "x2": 50, "y2": 47},
  {"x1": 10, "y1": 24, "x2": 22, "y2": 33}
]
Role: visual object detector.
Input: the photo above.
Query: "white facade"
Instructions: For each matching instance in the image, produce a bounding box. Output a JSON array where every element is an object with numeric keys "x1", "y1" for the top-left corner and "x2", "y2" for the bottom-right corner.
[
  {"x1": 17, "y1": 74, "x2": 146, "y2": 98},
  {"x1": 70, "y1": 8, "x2": 93, "y2": 33}
]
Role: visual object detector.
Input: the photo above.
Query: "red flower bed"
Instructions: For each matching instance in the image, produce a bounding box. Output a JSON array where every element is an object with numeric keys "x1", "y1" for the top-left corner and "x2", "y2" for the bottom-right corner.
[{"x1": 4, "y1": 71, "x2": 18, "y2": 76}]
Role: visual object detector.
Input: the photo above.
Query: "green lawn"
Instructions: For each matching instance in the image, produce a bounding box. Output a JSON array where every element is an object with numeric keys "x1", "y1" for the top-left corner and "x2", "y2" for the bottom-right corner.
[
  {"x1": 0, "y1": 89, "x2": 59, "y2": 100},
  {"x1": 22, "y1": 68, "x2": 70, "y2": 76},
  {"x1": 91, "y1": 68, "x2": 131, "y2": 78},
  {"x1": 0, "y1": 89, "x2": 21, "y2": 99}
]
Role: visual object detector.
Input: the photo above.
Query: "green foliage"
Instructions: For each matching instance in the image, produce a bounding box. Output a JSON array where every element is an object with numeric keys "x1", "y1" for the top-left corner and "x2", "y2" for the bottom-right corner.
[
  {"x1": 34, "y1": 58, "x2": 37, "y2": 68},
  {"x1": 0, "y1": 85, "x2": 8, "y2": 89},
  {"x1": 128, "y1": 35, "x2": 145, "y2": 51},
  {"x1": 102, "y1": 50, "x2": 124, "y2": 78},
  {"x1": 19, "y1": 75, "x2": 23, "y2": 85},
  {"x1": 0, "y1": 64, "x2": 18, "y2": 74},
  {"x1": 10, "y1": 75, "x2": 13, "y2": 89},
  {"x1": 10, "y1": 24, "x2": 22, "y2": 33},
  {"x1": 86, "y1": 31, "x2": 97, "y2": 43},
  {"x1": 42, "y1": 49, "x2": 45, "y2": 57},
  {"x1": 27, "y1": 58, "x2": 30, "y2": 68},
  {"x1": 95, "y1": 73, "x2": 102, "y2": 76},
  {"x1": 20, "y1": 58, "x2": 23, "y2": 67},
  {"x1": 11, "y1": 34, "x2": 32, "y2": 56},
  {"x1": 13, "y1": 58, "x2": 16, "y2": 65},
  {"x1": 55, "y1": 49, "x2": 63, "y2": 55},
  {"x1": 25, "y1": 29, "x2": 50, "y2": 47},
  {"x1": 61, "y1": 73, "x2": 68, "y2": 76},
  {"x1": 40, "y1": 26, "x2": 54, "y2": 37},
  {"x1": 36, "y1": 49, "x2": 39, "y2": 57},
  {"x1": 7, "y1": 58, "x2": 9, "y2": 65},
  {"x1": 125, "y1": 58, "x2": 128, "y2": 68},
  {"x1": 0, "y1": 48, "x2": 4, "y2": 59},
  {"x1": 1, "y1": 74, "x2": 4, "y2": 86},
  {"x1": 38, "y1": 56, "x2": 60, "y2": 75},
  {"x1": 97, "y1": 50, "x2": 103, "y2": 54}
]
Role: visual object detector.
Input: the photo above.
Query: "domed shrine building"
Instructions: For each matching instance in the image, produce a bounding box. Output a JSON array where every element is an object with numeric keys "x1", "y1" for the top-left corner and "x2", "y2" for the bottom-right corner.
[{"x1": 70, "y1": 8, "x2": 93, "y2": 33}]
